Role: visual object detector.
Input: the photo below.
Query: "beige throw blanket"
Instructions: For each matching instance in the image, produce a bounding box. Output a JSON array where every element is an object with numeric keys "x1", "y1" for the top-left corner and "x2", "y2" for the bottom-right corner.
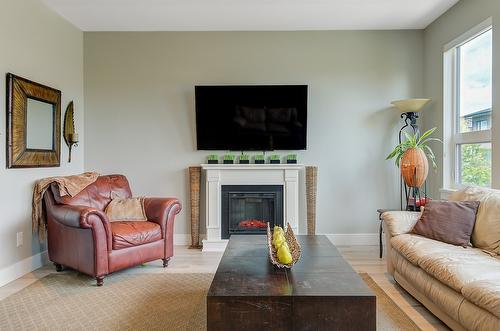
[{"x1": 32, "y1": 172, "x2": 100, "y2": 241}]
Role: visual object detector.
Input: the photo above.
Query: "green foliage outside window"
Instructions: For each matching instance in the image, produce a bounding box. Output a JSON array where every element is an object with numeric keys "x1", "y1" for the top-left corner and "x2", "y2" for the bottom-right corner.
[{"x1": 460, "y1": 144, "x2": 491, "y2": 187}]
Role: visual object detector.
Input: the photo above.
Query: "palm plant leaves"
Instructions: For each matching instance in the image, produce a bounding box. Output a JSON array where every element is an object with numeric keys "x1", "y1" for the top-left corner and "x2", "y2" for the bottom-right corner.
[
  {"x1": 416, "y1": 127, "x2": 436, "y2": 142},
  {"x1": 386, "y1": 127, "x2": 441, "y2": 168}
]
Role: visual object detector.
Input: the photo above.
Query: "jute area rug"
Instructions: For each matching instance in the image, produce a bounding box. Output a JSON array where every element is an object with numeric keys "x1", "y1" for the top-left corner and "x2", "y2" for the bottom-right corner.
[{"x1": 0, "y1": 272, "x2": 420, "y2": 330}]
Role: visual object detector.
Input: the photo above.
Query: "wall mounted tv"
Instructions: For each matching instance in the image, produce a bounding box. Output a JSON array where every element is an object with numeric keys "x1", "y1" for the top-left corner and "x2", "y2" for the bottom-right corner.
[{"x1": 195, "y1": 85, "x2": 307, "y2": 151}]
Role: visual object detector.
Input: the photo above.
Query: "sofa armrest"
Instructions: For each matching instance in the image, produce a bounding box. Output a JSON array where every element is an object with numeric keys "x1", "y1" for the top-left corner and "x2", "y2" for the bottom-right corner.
[
  {"x1": 381, "y1": 211, "x2": 421, "y2": 237},
  {"x1": 48, "y1": 203, "x2": 112, "y2": 251},
  {"x1": 382, "y1": 211, "x2": 421, "y2": 276}
]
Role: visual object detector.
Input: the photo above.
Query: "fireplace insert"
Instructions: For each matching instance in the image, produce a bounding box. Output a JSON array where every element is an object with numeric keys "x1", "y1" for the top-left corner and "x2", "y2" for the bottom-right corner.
[{"x1": 221, "y1": 185, "x2": 283, "y2": 239}]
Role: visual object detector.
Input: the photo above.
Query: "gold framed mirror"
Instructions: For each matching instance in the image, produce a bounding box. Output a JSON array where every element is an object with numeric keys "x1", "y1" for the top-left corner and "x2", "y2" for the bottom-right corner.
[{"x1": 6, "y1": 73, "x2": 61, "y2": 168}]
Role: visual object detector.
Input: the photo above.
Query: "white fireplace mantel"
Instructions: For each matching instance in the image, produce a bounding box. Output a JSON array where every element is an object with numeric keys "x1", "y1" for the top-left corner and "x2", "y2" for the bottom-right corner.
[{"x1": 201, "y1": 163, "x2": 303, "y2": 251}]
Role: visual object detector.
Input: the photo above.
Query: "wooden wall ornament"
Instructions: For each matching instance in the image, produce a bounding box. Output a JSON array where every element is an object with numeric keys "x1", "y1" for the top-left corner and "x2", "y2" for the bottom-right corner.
[
  {"x1": 63, "y1": 101, "x2": 79, "y2": 163},
  {"x1": 305, "y1": 166, "x2": 318, "y2": 235},
  {"x1": 189, "y1": 166, "x2": 202, "y2": 248},
  {"x1": 6, "y1": 73, "x2": 61, "y2": 168}
]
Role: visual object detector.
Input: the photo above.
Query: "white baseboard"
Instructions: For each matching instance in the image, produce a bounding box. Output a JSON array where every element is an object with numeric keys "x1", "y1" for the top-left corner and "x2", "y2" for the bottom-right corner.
[
  {"x1": 0, "y1": 250, "x2": 49, "y2": 288},
  {"x1": 173, "y1": 233, "x2": 379, "y2": 247},
  {"x1": 325, "y1": 233, "x2": 379, "y2": 246},
  {"x1": 173, "y1": 234, "x2": 192, "y2": 246},
  {"x1": 173, "y1": 234, "x2": 208, "y2": 246}
]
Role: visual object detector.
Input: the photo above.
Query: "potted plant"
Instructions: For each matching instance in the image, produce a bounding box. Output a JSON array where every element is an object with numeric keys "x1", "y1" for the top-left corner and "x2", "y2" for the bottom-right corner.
[
  {"x1": 207, "y1": 154, "x2": 219, "y2": 164},
  {"x1": 223, "y1": 154, "x2": 235, "y2": 164},
  {"x1": 286, "y1": 154, "x2": 297, "y2": 164},
  {"x1": 386, "y1": 127, "x2": 440, "y2": 188},
  {"x1": 270, "y1": 154, "x2": 281, "y2": 164},
  {"x1": 255, "y1": 154, "x2": 265, "y2": 164},
  {"x1": 239, "y1": 154, "x2": 250, "y2": 164}
]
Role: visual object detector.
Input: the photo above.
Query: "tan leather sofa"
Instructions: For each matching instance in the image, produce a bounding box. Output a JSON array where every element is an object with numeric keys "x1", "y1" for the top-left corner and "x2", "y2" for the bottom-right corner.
[{"x1": 382, "y1": 187, "x2": 500, "y2": 331}]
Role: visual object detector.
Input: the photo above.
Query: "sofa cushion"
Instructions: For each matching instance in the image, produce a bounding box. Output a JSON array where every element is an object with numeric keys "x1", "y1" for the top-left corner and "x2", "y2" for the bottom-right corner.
[
  {"x1": 462, "y1": 279, "x2": 500, "y2": 319},
  {"x1": 391, "y1": 234, "x2": 500, "y2": 292},
  {"x1": 449, "y1": 186, "x2": 500, "y2": 255},
  {"x1": 111, "y1": 221, "x2": 162, "y2": 250},
  {"x1": 391, "y1": 233, "x2": 456, "y2": 266},
  {"x1": 392, "y1": 250, "x2": 464, "y2": 322},
  {"x1": 412, "y1": 200, "x2": 479, "y2": 247}
]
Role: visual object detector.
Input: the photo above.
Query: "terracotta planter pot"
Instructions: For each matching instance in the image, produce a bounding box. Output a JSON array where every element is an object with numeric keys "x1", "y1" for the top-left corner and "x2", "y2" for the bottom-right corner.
[{"x1": 400, "y1": 148, "x2": 429, "y2": 188}]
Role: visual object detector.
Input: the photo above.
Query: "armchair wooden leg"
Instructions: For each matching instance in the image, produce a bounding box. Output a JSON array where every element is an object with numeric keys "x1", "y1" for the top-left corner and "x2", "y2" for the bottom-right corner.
[
  {"x1": 96, "y1": 276, "x2": 104, "y2": 287},
  {"x1": 54, "y1": 263, "x2": 63, "y2": 272},
  {"x1": 162, "y1": 258, "x2": 170, "y2": 268}
]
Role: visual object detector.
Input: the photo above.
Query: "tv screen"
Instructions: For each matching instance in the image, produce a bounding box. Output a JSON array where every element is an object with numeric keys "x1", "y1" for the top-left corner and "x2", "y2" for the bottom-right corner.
[{"x1": 195, "y1": 85, "x2": 307, "y2": 150}]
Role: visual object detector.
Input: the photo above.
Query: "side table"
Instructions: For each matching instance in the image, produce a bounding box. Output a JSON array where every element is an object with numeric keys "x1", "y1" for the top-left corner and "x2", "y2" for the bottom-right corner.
[{"x1": 376, "y1": 209, "x2": 399, "y2": 259}]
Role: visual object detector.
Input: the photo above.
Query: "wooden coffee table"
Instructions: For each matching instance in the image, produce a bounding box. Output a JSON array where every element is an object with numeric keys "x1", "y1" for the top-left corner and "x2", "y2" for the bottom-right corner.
[{"x1": 207, "y1": 235, "x2": 376, "y2": 330}]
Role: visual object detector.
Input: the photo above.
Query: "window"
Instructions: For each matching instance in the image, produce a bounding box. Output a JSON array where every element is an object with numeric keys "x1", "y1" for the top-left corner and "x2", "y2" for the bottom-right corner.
[{"x1": 444, "y1": 19, "x2": 492, "y2": 188}]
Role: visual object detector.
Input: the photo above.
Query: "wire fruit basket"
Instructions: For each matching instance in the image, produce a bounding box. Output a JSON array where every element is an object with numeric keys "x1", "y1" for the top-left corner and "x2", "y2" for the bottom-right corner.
[{"x1": 267, "y1": 222, "x2": 301, "y2": 268}]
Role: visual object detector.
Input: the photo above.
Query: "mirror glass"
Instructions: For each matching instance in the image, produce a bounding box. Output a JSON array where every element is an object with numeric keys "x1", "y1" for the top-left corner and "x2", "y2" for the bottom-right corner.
[{"x1": 26, "y1": 98, "x2": 54, "y2": 150}]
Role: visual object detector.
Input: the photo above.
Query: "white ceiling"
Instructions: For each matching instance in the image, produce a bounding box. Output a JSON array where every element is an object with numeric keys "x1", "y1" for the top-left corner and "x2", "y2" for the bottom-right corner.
[{"x1": 42, "y1": 0, "x2": 459, "y2": 31}]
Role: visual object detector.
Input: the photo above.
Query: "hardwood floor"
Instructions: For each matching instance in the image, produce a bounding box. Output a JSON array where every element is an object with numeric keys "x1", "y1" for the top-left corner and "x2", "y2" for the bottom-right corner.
[{"x1": 0, "y1": 244, "x2": 449, "y2": 330}]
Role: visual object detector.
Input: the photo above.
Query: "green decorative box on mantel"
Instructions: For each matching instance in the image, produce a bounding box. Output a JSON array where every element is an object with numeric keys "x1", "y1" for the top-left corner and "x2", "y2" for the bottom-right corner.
[
  {"x1": 239, "y1": 154, "x2": 250, "y2": 164},
  {"x1": 269, "y1": 154, "x2": 280, "y2": 164},
  {"x1": 223, "y1": 154, "x2": 235, "y2": 164},
  {"x1": 254, "y1": 154, "x2": 265, "y2": 164}
]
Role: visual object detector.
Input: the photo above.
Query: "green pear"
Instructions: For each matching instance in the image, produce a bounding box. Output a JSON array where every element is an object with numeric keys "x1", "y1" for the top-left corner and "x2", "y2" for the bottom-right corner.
[
  {"x1": 273, "y1": 226, "x2": 283, "y2": 238},
  {"x1": 273, "y1": 234, "x2": 285, "y2": 249},
  {"x1": 277, "y1": 244, "x2": 293, "y2": 264}
]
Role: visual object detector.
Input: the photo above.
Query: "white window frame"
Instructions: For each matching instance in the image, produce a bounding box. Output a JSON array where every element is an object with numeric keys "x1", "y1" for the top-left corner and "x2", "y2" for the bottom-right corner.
[{"x1": 443, "y1": 18, "x2": 493, "y2": 190}]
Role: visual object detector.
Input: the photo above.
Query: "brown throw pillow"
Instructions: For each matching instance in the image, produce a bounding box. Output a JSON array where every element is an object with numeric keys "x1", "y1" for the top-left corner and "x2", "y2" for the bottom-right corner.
[
  {"x1": 412, "y1": 200, "x2": 480, "y2": 247},
  {"x1": 105, "y1": 196, "x2": 147, "y2": 222}
]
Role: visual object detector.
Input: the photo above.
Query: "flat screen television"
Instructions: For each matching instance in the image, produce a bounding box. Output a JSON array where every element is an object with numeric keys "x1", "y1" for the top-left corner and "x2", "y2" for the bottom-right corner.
[{"x1": 195, "y1": 85, "x2": 307, "y2": 150}]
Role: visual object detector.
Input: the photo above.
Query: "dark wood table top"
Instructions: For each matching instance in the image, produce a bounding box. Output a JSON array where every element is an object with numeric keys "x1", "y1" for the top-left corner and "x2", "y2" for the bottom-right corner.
[{"x1": 208, "y1": 234, "x2": 375, "y2": 299}]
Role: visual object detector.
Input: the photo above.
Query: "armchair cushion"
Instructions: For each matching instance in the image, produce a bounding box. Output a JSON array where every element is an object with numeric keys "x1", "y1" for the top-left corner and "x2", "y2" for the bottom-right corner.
[
  {"x1": 111, "y1": 221, "x2": 161, "y2": 250},
  {"x1": 105, "y1": 196, "x2": 146, "y2": 221}
]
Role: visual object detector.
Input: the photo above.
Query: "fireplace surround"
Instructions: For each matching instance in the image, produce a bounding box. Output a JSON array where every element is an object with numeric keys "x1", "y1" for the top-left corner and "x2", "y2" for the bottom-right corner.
[{"x1": 201, "y1": 163, "x2": 302, "y2": 251}]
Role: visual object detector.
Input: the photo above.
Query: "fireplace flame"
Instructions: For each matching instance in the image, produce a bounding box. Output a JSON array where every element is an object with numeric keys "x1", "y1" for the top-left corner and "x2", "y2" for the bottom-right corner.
[{"x1": 238, "y1": 219, "x2": 268, "y2": 229}]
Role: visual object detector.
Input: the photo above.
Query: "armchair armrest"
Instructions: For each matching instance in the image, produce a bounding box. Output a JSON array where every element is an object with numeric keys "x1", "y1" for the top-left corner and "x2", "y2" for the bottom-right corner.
[
  {"x1": 144, "y1": 197, "x2": 182, "y2": 259},
  {"x1": 48, "y1": 203, "x2": 112, "y2": 251},
  {"x1": 381, "y1": 211, "x2": 421, "y2": 237},
  {"x1": 143, "y1": 197, "x2": 182, "y2": 229}
]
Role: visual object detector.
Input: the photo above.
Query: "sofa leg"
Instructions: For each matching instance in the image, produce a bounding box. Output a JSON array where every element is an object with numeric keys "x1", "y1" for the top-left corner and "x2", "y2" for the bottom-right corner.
[
  {"x1": 54, "y1": 263, "x2": 63, "y2": 272},
  {"x1": 96, "y1": 276, "x2": 104, "y2": 287},
  {"x1": 162, "y1": 258, "x2": 170, "y2": 268}
]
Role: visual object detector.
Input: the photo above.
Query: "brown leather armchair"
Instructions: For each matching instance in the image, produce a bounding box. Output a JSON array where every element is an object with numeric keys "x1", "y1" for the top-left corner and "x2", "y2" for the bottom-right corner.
[{"x1": 43, "y1": 174, "x2": 182, "y2": 286}]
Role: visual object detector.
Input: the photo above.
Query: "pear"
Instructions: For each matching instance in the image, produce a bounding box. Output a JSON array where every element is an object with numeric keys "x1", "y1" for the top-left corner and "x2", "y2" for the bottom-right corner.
[
  {"x1": 272, "y1": 227, "x2": 284, "y2": 245},
  {"x1": 280, "y1": 241, "x2": 289, "y2": 251},
  {"x1": 273, "y1": 226, "x2": 283, "y2": 238},
  {"x1": 277, "y1": 244, "x2": 293, "y2": 264},
  {"x1": 273, "y1": 234, "x2": 285, "y2": 249}
]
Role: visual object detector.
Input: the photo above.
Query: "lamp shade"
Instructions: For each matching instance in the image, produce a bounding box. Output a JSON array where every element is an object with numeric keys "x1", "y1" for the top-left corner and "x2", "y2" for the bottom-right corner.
[{"x1": 391, "y1": 99, "x2": 431, "y2": 113}]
